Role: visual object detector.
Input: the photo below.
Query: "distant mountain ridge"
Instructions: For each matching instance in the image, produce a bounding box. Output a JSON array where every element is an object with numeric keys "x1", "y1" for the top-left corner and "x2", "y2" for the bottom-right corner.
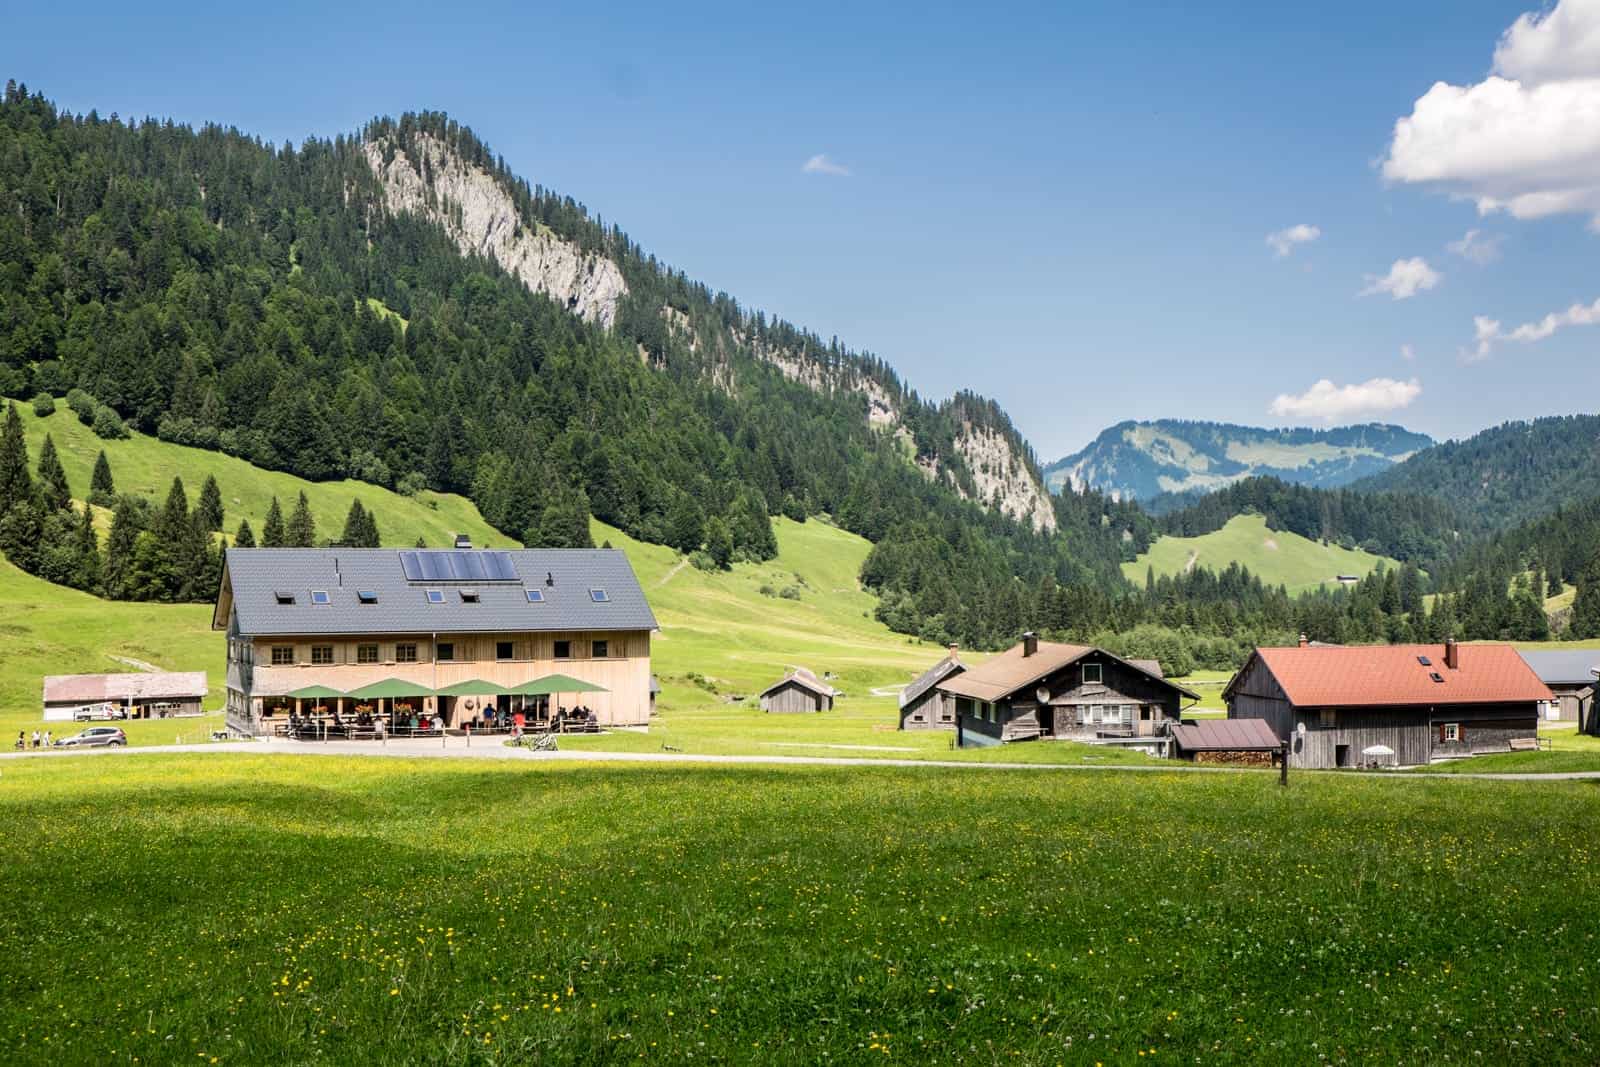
[{"x1": 1043, "y1": 420, "x2": 1433, "y2": 501}]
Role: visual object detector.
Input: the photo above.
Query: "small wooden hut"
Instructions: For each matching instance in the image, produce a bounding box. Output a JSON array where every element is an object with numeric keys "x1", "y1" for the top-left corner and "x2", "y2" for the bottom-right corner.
[{"x1": 759, "y1": 668, "x2": 838, "y2": 713}]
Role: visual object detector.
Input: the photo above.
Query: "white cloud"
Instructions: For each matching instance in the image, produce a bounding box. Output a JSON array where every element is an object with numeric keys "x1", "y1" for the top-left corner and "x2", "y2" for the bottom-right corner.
[
  {"x1": 1400, "y1": 343, "x2": 1416, "y2": 361},
  {"x1": 1447, "y1": 228, "x2": 1504, "y2": 265},
  {"x1": 1269, "y1": 377, "x2": 1424, "y2": 420},
  {"x1": 802, "y1": 153, "x2": 851, "y2": 176},
  {"x1": 1470, "y1": 295, "x2": 1600, "y2": 358},
  {"x1": 1383, "y1": 1, "x2": 1600, "y2": 228},
  {"x1": 1359, "y1": 257, "x2": 1442, "y2": 300},
  {"x1": 1266, "y1": 223, "x2": 1321, "y2": 257}
]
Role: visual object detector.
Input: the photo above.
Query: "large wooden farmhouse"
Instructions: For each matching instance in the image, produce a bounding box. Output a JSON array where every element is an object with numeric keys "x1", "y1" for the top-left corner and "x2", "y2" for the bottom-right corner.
[
  {"x1": 213, "y1": 544, "x2": 657, "y2": 737},
  {"x1": 939, "y1": 634, "x2": 1197, "y2": 753},
  {"x1": 1224, "y1": 638, "x2": 1551, "y2": 768}
]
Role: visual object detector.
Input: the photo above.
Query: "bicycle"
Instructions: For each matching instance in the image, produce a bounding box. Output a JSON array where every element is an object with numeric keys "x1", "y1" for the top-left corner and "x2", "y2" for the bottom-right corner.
[{"x1": 518, "y1": 732, "x2": 558, "y2": 752}]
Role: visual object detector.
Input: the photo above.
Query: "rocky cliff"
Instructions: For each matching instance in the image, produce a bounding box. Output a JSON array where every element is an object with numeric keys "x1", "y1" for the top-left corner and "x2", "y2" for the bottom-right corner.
[
  {"x1": 952, "y1": 419, "x2": 1057, "y2": 532},
  {"x1": 362, "y1": 135, "x2": 628, "y2": 327}
]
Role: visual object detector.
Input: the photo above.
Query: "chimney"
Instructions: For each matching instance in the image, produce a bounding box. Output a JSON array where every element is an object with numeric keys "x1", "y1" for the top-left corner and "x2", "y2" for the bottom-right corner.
[
  {"x1": 1298, "y1": 633, "x2": 1309, "y2": 648},
  {"x1": 454, "y1": 533, "x2": 472, "y2": 550},
  {"x1": 948, "y1": 642, "x2": 960, "y2": 662},
  {"x1": 1444, "y1": 637, "x2": 1459, "y2": 670},
  {"x1": 1022, "y1": 632, "x2": 1038, "y2": 658}
]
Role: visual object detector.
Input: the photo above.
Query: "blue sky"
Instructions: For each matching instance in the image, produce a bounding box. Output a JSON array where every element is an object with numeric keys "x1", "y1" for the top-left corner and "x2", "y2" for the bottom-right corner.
[{"x1": 5, "y1": 0, "x2": 1597, "y2": 459}]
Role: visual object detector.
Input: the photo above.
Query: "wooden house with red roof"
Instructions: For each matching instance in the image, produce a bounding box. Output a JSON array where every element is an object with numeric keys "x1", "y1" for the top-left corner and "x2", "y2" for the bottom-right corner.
[{"x1": 1223, "y1": 637, "x2": 1552, "y2": 768}]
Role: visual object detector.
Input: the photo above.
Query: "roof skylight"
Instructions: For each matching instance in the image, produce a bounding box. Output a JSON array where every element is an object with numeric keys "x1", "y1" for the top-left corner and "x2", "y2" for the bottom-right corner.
[
  {"x1": 589, "y1": 588, "x2": 609, "y2": 603},
  {"x1": 525, "y1": 588, "x2": 545, "y2": 603},
  {"x1": 425, "y1": 589, "x2": 445, "y2": 604},
  {"x1": 357, "y1": 590, "x2": 378, "y2": 604},
  {"x1": 310, "y1": 590, "x2": 331, "y2": 605}
]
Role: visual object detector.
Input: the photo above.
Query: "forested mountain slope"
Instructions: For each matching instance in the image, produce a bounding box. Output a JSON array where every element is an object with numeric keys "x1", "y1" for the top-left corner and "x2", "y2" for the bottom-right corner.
[
  {"x1": 0, "y1": 83, "x2": 1128, "y2": 648},
  {"x1": 1045, "y1": 419, "x2": 1430, "y2": 500},
  {"x1": 1353, "y1": 415, "x2": 1600, "y2": 535}
]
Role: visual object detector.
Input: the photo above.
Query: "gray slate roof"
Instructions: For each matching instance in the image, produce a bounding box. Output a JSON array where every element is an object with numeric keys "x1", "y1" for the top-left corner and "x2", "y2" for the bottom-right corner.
[
  {"x1": 1519, "y1": 649, "x2": 1600, "y2": 686},
  {"x1": 761, "y1": 668, "x2": 839, "y2": 699},
  {"x1": 220, "y1": 548, "x2": 658, "y2": 637},
  {"x1": 900, "y1": 654, "x2": 964, "y2": 708}
]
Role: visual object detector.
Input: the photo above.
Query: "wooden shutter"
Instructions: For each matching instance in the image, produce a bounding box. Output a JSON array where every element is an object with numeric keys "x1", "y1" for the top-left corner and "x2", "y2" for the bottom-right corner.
[{"x1": 1437, "y1": 722, "x2": 1446, "y2": 743}]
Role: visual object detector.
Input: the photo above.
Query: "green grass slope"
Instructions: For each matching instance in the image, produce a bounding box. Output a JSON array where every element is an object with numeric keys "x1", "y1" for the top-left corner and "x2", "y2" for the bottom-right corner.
[
  {"x1": 1123, "y1": 513, "x2": 1398, "y2": 595},
  {"x1": 17, "y1": 406, "x2": 507, "y2": 549},
  {"x1": 3, "y1": 755, "x2": 1597, "y2": 1062}
]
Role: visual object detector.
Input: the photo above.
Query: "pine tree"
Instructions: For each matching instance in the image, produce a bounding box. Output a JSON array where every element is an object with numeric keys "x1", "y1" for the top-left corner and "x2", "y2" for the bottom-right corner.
[
  {"x1": 103, "y1": 498, "x2": 142, "y2": 599},
  {"x1": 156, "y1": 478, "x2": 194, "y2": 600},
  {"x1": 234, "y1": 518, "x2": 256, "y2": 548},
  {"x1": 340, "y1": 499, "x2": 379, "y2": 547},
  {"x1": 287, "y1": 492, "x2": 316, "y2": 548},
  {"x1": 35, "y1": 434, "x2": 71, "y2": 510},
  {"x1": 1570, "y1": 549, "x2": 1600, "y2": 639},
  {"x1": 0, "y1": 402, "x2": 32, "y2": 513},
  {"x1": 197, "y1": 475, "x2": 224, "y2": 531},
  {"x1": 89, "y1": 450, "x2": 116, "y2": 506},
  {"x1": 665, "y1": 492, "x2": 704, "y2": 555},
  {"x1": 262, "y1": 496, "x2": 286, "y2": 547},
  {"x1": 73, "y1": 502, "x2": 101, "y2": 591},
  {"x1": 705, "y1": 516, "x2": 734, "y2": 570},
  {"x1": 528, "y1": 488, "x2": 594, "y2": 549}
]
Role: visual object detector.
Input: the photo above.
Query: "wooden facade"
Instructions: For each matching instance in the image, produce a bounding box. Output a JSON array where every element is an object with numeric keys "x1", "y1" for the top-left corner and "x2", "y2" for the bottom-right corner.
[
  {"x1": 898, "y1": 651, "x2": 963, "y2": 730},
  {"x1": 1225, "y1": 650, "x2": 1543, "y2": 768},
  {"x1": 944, "y1": 640, "x2": 1194, "y2": 751},
  {"x1": 226, "y1": 628, "x2": 653, "y2": 734},
  {"x1": 759, "y1": 673, "x2": 835, "y2": 713}
]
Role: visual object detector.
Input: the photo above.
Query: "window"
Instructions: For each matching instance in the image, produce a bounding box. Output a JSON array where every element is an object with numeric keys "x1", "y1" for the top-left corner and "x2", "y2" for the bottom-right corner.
[
  {"x1": 1429, "y1": 672, "x2": 1445, "y2": 683},
  {"x1": 425, "y1": 589, "x2": 445, "y2": 604},
  {"x1": 271, "y1": 645, "x2": 294, "y2": 666},
  {"x1": 525, "y1": 588, "x2": 545, "y2": 603},
  {"x1": 554, "y1": 640, "x2": 572, "y2": 660},
  {"x1": 310, "y1": 590, "x2": 331, "y2": 605},
  {"x1": 395, "y1": 643, "x2": 418, "y2": 663},
  {"x1": 589, "y1": 588, "x2": 610, "y2": 602},
  {"x1": 311, "y1": 645, "x2": 334, "y2": 665},
  {"x1": 592, "y1": 640, "x2": 609, "y2": 659},
  {"x1": 1140, "y1": 707, "x2": 1151, "y2": 721},
  {"x1": 357, "y1": 590, "x2": 378, "y2": 604},
  {"x1": 436, "y1": 642, "x2": 455, "y2": 662},
  {"x1": 1443, "y1": 722, "x2": 1460, "y2": 742},
  {"x1": 357, "y1": 644, "x2": 379, "y2": 664},
  {"x1": 459, "y1": 590, "x2": 480, "y2": 603},
  {"x1": 1319, "y1": 708, "x2": 1337, "y2": 728},
  {"x1": 496, "y1": 641, "x2": 514, "y2": 661},
  {"x1": 274, "y1": 591, "x2": 295, "y2": 605},
  {"x1": 1417, "y1": 655, "x2": 1433, "y2": 666},
  {"x1": 1082, "y1": 663, "x2": 1102, "y2": 685}
]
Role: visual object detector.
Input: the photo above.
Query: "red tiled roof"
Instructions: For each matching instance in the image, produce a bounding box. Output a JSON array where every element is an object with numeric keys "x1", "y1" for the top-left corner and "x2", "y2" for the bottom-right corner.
[
  {"x1": 1247, "y1": 644, "x2": 1552, "y2": 708},
  {"x1": 42, "y1": 672, "x2": 208, "y2": 704}
]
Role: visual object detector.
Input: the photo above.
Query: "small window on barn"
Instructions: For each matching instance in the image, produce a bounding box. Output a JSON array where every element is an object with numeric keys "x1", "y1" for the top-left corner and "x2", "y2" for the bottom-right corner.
[
  {"x1": 311, "y1": 645, "x2": 334, "y2": 665},
  {"x1": 1082, "y1": 663, "x2": 1102, "y2": 685},
  {"x1": 1443, "y1": 722, "x2": 1460, "y2": 742},
  {"x1": 459, "y1": 590, "x2": 480, "y2": 603},
  {"x1": 1319, "y1": 708, "x2": 1337, "y2": 727},
  {"x1": 271, "y1": 646, "x2": 294, "y2": 666},
  {"x1": 425, "y1": 589, "x2": 445, "y2": 604},
  {"x1": 436, "y1": 642, "x2": 455, "y2": 662},
  {"x1": 357, "y1": 590, "x2": 378, "y2": 604},
  {"x1": 589, "y1": 588, "x2": 610, "y2": 603},
  {"x1": 357, "y1": 644, "x2": 379, "y2": 664},
  {"x1": 554, "y1": 640, "x2": 572, "y2": 660},
  {"x1": 1429, "y1": 672, "x2": 1445, "y2": 683},
  {"x1": 592, "y1": 640, "x2": 608, "y2": 659},
  {"x1": 310, "y1": 590, "x2": 331, "y2": 606},
  {"x1": 496, "y1": 641, "x2": 514, "y2": 661}
]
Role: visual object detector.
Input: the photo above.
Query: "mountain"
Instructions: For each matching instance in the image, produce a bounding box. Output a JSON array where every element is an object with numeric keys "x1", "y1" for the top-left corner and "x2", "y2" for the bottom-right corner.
[
  {"x1": 1043, "y1": 420, "x2": 1433, "y2": 501},
  {"x1": 0, "y1": 85, "x2": 1119, "y2": 649},
  {"x1": 1353, "y1": 415, "x2": 1600, "y2": 536}
]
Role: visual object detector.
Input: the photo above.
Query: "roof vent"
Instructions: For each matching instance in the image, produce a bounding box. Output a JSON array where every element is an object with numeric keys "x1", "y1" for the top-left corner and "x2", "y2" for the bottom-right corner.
[
  {"x1": 454, "y1": 533, "x2": 472, "y2": 550},
  {"x1": 545, "y1": 571, "x2": 555, "y2": 587}
]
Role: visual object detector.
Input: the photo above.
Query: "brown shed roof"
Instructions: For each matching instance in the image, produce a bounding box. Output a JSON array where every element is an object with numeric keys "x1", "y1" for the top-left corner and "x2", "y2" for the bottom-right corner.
[
  {"x1": 42, "y1": 672, "x2": 208, "y2": 704},
  {"x1": 760, "y1": 668, "x2": 838, "y2": 699},
  {"x1": 1171, "y1": 718, "x2": 1282, "y2": 752},
  {"x1": 900, "y1": 654, "x2": 964, "y2": 708}
]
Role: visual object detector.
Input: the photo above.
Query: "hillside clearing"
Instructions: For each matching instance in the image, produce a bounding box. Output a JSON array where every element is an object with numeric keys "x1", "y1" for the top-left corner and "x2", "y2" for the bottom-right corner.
[{"x1": 1124, "y1": 513, "x2": 1397, "y2": 594}]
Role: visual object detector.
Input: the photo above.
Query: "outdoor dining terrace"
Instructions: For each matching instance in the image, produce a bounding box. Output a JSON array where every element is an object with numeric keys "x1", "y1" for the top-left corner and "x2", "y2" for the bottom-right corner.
[{"x1": 258, "y1": 673, "x2": 609, "y2": 740}]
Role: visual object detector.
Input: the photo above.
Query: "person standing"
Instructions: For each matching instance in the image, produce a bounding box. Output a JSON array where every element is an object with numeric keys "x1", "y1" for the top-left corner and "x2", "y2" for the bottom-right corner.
[
  {"x1": 43, "y1": 730, "x2": 52, "y2": 748},
  {"x1": 14, "y1": 731, "x2": 23, "y2": 751},
  {"x1": 31, "y1": 729, "x2": 40, "y2": 749}
]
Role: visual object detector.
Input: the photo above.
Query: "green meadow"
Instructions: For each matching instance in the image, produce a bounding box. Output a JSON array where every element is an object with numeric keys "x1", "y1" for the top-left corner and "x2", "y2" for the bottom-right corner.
[
  {"x1": 1124, "y1": 513, "x2": 1398, "y2": 595},
  {"x1": 3, "y1": 754, "x2": 1598, "y2": 1064}
]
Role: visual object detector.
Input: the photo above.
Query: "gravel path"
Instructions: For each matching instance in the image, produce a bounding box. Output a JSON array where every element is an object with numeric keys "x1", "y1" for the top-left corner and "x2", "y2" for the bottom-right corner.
[{"x1": 4, "y1": 738, "x2": 1600, "y2": 781}]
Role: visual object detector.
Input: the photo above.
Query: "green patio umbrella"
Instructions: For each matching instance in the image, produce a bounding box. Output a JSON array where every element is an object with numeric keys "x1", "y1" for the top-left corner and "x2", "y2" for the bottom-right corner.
[
  {"x1": 509, "y1": 674, "x2": 609, "y2": 696},
  {"x1": 346, "y1": 678, "x2": 436, "y2": 700},
  {"x1": 285, "y1": 684, "x2": 348, "y2": 700},
  {"x1": 434, "y1": 679, "x2": 511, "y2": 697}
]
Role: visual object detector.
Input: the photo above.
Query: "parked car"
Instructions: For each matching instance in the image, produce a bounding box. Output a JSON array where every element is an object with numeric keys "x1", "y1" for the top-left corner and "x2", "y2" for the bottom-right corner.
[
  {"x1": 73, "y1": 702, "x2": 126, "y2": 721},
  {"x1": 55, "y1": 727, "x2": 127, "y2": 747}
]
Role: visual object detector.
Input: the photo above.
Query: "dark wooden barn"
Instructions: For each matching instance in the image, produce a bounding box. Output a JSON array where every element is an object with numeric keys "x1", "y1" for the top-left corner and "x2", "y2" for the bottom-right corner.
[
  {"x1": 1518, "y1": 650, "x2": 1599, "y2": 733},
  {"x1": 1224, "y1": 638, "x2": 1551, "y2": 768},
  {"x1": 940, "y1": 633, "x2": 1197, "y2": 752},
  {"x1": 898, "y1": 645, "x2": 964, "y2": 730},
  {"x1": 759, "y1": 669, "x2": 838, "y2": 713}
]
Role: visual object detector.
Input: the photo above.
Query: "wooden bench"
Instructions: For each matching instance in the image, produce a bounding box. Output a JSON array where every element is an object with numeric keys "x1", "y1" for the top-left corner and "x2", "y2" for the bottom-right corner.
[{"x1": 1508, "y1": 737, "x2": 1550, "y2": 752}]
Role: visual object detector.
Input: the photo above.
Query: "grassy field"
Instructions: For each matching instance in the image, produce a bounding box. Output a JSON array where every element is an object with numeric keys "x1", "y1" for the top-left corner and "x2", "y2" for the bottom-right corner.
[
  {"x1": 16, "y1": 405, "x2": 505, "y2": 549},
  {"x1": 1124, "y1": 514, "x2": 1397, "y2": 595},
  {"x1": 1409, "y1": 726, "x2": 1600, "y2": 774},
  {"x1": 2, "y1": 754, "x2": 1597, "y2": 1063}
]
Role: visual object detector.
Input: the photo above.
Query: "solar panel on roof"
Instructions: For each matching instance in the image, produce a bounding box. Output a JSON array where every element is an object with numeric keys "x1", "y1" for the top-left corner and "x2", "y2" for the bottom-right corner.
[{"x1": 399, "y1": 550, "x2": 519, "y2": 582}]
